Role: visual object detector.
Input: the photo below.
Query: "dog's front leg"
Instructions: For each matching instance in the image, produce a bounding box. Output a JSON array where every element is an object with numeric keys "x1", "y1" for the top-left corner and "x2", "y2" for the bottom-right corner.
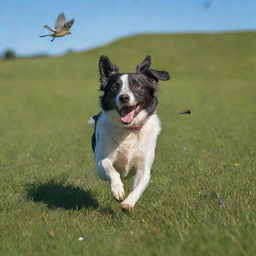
[
  {"x1": 120, "y1": 164, "x2": 151, "y2": 212},
  {"x1": 96, "y1": 158, "x2": 125, "y2": 201}
]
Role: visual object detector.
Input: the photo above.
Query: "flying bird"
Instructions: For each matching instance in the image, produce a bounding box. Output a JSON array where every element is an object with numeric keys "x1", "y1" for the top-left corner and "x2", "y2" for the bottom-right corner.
[
  {"x1": 179, "y1": 110, "x2": 191, "y2": 115},
  {"x1": 40, "y1": 13, "x2": 75, "y2": 42}
]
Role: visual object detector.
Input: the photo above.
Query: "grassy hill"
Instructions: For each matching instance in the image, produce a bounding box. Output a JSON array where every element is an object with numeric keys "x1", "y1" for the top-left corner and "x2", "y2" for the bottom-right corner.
[{"x1": 0, "y1": 32, "x2": 255, "y2": 256}]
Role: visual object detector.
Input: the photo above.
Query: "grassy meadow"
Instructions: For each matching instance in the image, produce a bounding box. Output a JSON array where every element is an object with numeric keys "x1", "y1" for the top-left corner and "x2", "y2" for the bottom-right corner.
[{"x1": 0, "y1": 32, "x2": 255, "y2": 255}]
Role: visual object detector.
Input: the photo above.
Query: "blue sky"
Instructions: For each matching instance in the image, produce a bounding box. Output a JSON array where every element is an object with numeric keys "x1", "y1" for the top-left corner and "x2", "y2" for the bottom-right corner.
[{"x1": 0, "y1": 0, "x2": 255, "y2": 56}]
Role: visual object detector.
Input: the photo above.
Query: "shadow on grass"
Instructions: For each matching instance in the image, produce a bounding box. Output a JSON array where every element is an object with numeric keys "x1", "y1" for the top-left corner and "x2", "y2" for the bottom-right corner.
[{"x1": 26, "y1": 181, "x2": 99, "y2": 210}]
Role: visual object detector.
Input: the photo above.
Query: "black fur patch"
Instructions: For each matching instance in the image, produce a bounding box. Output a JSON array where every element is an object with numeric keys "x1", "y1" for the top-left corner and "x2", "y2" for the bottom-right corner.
[
  {"x1": 100, "y1": 74, "x2": 123, "y2": 111},
  {"x1": 91, "y1": 113, "x2": 101, "y2": 153}
]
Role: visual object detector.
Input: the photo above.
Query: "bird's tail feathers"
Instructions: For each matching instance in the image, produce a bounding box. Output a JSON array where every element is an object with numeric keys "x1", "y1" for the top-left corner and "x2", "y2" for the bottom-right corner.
[
  {"x1": 40, "y1": 34, "x2": 51, "y2": 37},
  {"x1": 43, "y1": 25, "x2": 55, "y2": 32}
]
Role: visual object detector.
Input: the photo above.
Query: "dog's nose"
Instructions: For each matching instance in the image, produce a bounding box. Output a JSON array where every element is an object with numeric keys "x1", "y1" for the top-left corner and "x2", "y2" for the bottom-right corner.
[{"x1": 119, "y1": 94, "x2": 130, "y2": 103}]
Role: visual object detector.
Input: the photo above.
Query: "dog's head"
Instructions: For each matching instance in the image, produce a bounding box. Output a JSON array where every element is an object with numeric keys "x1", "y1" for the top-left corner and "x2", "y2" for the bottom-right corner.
[{"x1": 99, "y1": 55, "x2": 170, "y2": 127}]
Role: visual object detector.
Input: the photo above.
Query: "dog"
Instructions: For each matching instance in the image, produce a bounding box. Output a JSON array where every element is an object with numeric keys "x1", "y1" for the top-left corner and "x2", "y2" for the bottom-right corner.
[{"x1": 89, "y1": 55, "x2": 170, "y2": 211}]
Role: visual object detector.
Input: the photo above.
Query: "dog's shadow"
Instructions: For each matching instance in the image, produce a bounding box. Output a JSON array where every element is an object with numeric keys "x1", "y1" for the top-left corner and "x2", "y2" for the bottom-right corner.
[{"x1": 26, "y1": 181, "x2": 99, "y2": 210}]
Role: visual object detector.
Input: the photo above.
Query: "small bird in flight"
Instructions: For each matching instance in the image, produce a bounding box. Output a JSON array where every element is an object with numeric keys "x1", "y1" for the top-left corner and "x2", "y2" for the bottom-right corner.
[
  {"x1": 40, "y1": 13, "x2": 74, "y2": 42},
  {"x1": 179, "y1": 110, "x2": 191, "y2": 114}
]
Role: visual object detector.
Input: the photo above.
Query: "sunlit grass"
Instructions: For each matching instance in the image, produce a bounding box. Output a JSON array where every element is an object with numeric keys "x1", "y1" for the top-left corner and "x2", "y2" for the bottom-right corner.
[{"x1": 0, "y1": 32, "x2": 255, "y2": 256}]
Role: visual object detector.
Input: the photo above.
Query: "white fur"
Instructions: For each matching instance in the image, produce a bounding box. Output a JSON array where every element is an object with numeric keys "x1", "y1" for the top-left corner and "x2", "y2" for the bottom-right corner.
[
  {"x1": 115, "y1": 74, "x2": 137, "y2": 108},
  {"x1": 88, "y1": 117, "x2": 95, "y2": 127},
  {"x1": 93, "y1": 110, "x2": 161, "y2": 210}
]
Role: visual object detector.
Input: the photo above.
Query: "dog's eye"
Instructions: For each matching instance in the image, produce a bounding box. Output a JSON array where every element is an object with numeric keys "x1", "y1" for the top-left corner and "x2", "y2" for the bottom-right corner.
[
  {"x1": 111, "y1": 84, "x2": 119, "y2": 91},
  {"x1": 132, "y1": 82, "x2": 141, "y2": 90}
]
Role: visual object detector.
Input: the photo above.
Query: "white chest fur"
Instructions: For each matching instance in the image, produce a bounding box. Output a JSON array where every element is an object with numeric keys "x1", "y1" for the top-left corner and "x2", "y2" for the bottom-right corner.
[{"x1": 95, "y1": 111, "x2": 161, "y2": 177}]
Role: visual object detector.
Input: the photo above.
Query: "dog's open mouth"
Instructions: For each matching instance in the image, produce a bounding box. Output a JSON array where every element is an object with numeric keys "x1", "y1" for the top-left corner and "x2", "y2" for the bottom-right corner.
[{"x1": 118, "y1": 105, "x2": 141, "y2": 124}]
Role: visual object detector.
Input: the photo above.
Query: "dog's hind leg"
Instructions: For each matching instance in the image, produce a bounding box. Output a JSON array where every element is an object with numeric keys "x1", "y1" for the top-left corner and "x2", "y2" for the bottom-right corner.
[{"x1": 96, "y1": 158, "x2": 125, "y2": 201}]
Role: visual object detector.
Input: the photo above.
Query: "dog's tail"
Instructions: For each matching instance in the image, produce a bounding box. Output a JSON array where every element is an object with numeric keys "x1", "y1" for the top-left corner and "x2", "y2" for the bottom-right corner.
[
  {"x1": 88, "y1": 117, "x2": 95, "y2": 127},
  {"x1": 88, "y1": 113, "x2": 101, "y2": 128}
]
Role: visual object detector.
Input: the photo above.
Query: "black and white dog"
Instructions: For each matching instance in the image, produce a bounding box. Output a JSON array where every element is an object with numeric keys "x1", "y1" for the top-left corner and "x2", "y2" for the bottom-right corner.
[{"x1": 89, "y1": 55, "x2": 170, "y2": 211}]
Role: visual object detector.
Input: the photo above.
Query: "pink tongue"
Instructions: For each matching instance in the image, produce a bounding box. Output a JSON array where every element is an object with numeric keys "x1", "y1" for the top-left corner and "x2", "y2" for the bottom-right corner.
[{"x1": 120, "y1": 108, "x2": 136, "y2": 123}]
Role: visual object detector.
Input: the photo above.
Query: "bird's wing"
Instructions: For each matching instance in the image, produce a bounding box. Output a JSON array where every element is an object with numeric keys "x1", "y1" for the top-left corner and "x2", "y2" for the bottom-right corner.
[
  {"x1": 55, "y1": 12, "x2": 66, "y2": 29},
  {"x1": 43, "y1": 25, "x2": 55, "y2": 32},
  {"x1": 63, "y1": 18, "x2": 75, "y2": 30}
]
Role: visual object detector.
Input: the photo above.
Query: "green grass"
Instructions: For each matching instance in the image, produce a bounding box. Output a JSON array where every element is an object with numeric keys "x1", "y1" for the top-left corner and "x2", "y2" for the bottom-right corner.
[{"x1": 0, "y1": 32, "x2": 256, "y2": 256}]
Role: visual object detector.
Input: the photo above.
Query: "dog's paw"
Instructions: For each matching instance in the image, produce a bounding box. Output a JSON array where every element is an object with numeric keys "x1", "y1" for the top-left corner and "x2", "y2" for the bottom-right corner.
[
  {"x1": 120, "y1": 202, "x2": 134, "y2": 212},
  {"x1": 111, "y1": 182, "x2": 125, "y2": 201}
]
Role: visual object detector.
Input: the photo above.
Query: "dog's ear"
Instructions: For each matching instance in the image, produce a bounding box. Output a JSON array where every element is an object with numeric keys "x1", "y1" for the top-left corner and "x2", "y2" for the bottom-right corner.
[
  {"x1": 136, "y1": 56, "x2": 151, "y2": 73},
  {"x1": 99, "y1": 55, "x2": 119, "y2": 90},
  {"x1": 145, "y1": 69, "x2": 170, "y2": 81},
  {"x1": 136, "y1": 56, "x2": 170, "y2": 81}
]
